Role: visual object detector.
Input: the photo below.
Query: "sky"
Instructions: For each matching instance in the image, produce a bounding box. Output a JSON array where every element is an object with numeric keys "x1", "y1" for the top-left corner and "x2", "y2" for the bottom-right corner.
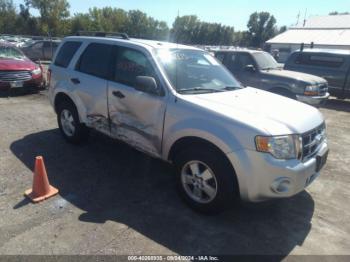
[{"x1": 13, "y1": 0, "x2": 350, "y2": 30}]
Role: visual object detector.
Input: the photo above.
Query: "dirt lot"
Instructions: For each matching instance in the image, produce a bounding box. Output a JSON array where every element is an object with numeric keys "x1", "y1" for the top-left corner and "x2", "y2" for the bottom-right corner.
[{"x1": 0, "y1": 91, "x2": 349, "y2": 257}]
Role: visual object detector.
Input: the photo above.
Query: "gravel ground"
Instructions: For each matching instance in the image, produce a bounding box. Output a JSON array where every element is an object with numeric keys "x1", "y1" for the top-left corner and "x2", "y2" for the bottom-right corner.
[{"x1": 0, "y1": 91, "x2": 349, "y2": 257}]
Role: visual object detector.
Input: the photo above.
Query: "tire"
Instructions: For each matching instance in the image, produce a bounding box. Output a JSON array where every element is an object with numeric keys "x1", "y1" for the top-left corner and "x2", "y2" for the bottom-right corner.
[
  {"x1": 57, "y1": 100, "x2": 89, "y2": 144},
  {"x1": 173, "y1": 146, "x2": 238, "y2": 214}
]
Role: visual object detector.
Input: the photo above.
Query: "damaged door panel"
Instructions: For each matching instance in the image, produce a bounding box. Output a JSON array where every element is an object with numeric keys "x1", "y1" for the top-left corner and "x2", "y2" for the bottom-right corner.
[
  {"x1": 107, "y1": 46, "x2": 167, "y2": 157},
  {"x1": 73, "y1": 43, "x2": 113, "y2": 135}
]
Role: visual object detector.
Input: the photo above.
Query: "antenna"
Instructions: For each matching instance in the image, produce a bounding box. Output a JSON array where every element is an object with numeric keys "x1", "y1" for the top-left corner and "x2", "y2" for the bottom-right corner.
[
  {"x1": 303, "y1": 9, "x2": 308, "y2": 27},
  {"x1": 175, "y1": 9, "x2": 179, "y2": 101},
  {"x1": 296, "y1": 11, "x2": 300, "y2": 26}
]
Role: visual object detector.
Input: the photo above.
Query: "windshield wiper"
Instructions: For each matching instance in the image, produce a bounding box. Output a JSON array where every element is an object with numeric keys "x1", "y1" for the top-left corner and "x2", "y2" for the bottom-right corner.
[
  {"x1": 262, "y1": 67, "x2": 277, "y2": 71},
  {"x1": 223, "y1": 86, "x2": 241, "y2": 91},
  {"x1": 177, "y1": 87, "x2": 225, "y2": 94}
]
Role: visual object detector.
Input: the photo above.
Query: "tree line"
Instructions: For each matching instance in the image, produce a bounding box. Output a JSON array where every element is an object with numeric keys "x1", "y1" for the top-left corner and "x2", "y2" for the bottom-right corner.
[{"x1": 0, "y1": 0, "x2": 287, "y2": 47}]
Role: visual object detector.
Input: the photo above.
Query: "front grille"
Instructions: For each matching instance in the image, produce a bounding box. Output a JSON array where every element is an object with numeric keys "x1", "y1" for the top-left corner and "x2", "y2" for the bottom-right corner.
[
  {"x1": 319, "y1": 83, "x2": 328, "y2": 96},
  {"x1": 302, "y1": 123, "x2": 326, "y2": 160},
  {"x1": 0, "y1": 70, "x2": 32, "y2": 82}
]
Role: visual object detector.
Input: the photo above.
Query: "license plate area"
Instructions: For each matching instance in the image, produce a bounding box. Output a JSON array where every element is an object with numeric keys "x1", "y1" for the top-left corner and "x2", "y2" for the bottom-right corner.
[
  {"x1": 10, "y1": 81, "x2": 23, "y2": 88},
  {"x1": 316, "y1": 149, "x2": 329, "y2": 172}
]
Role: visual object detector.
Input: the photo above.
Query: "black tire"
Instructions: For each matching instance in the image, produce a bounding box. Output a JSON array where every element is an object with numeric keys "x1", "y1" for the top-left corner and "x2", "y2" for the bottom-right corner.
[
  {"x1": 57, "y1": 100, "x2": 89, "y2": 144},
  {"x1": 173, "y1": 146, "x2": 239, "y2": 214}
]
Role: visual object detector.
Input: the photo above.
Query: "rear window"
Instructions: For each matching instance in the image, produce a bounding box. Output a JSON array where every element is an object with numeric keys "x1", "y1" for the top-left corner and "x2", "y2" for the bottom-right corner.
[
  {"x1": 54, "y1": 41, "x2": 82, "y2": 68},
  {"x1": 295, "y1": 53, "x2": 344, "y2": 68},
  {"x1": 76, "y1": 43, "x2": 113, "y2": 79}
]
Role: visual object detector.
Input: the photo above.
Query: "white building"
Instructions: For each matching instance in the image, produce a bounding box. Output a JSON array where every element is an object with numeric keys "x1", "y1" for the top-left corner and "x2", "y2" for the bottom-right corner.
[{"x1": 266, "y1": 15, "x2": 350, "y2": 62}]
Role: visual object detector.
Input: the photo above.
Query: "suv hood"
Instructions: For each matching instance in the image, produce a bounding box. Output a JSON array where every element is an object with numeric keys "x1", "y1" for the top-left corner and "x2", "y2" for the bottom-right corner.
[
  {"x1": 0, "y1": 58, "x2": 36, "y2": 71},
  {"x1": 181, "y1": 87, "x2": 324, "y2": 135},
  {"x1": 262, "y1": 69, "x2": 326, "y2": 84}
]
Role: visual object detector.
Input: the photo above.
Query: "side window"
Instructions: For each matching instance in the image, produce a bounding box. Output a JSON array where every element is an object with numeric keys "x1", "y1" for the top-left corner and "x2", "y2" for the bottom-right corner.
[
  {"x1": 77, "y1": 43, "x2": 113, "y2": 79},
  {"x1": 309, "y1": 55, "x2": 344, "y2": 67},
  {"x1": 54, "y1": 41, "x2": 82, "y2": 68},
  {"x1": 215, "y1": 53, "x2": 225, "y2": 63},
  {"x1": 114, "y1": 47, "x2": 159, "y2": 90},
  {"x1": 239, "y1": 54, "x2": 255, "y2": 69},
  {"x1": 43, "y1": 42, "x2": 50, "y2": 48},
  {"x1": 295, "y1": 53, "x2": 307, "y2": 64},
  {"x1": 32, "y1": 42, "x2": 43, "y2": 50},
  {"x1": 295, "y1": 53, "x2": 344, "y2": 68},
  {"x1": 43, "y1": 42, "x2": 59, "y2": 48},
  {"x1": 225, "y1": 53, "x2": 240, "y2": 72}
]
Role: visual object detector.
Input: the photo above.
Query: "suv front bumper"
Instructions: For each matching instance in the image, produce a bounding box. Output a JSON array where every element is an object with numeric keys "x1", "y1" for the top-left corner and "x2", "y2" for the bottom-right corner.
[
  {"x1": 226, "y1": 141, "x2": 328, "y2": 202},
  {"x1": 296, "y1": 92, "x2": 330, "y2": 106}
]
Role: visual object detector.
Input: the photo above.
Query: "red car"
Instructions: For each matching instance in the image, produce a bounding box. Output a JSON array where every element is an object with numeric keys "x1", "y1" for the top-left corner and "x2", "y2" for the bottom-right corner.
[{"x1": 0, "y1": 41, "x2": 43, "y2": 93}]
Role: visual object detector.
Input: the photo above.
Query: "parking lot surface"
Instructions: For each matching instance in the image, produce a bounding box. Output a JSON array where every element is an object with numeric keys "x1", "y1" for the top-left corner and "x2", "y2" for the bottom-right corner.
[{"x1": 0, "y1": 91, "x2": 349, "y2": 256}]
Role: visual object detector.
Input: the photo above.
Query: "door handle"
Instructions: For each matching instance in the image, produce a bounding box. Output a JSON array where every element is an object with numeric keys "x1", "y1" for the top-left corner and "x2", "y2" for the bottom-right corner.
[
  {"x1": 71, "y1": 78, "x2": 80, "y2": 85},
  {"x1": 112, "y1": 91, "x2": 125, "y2": 99}
]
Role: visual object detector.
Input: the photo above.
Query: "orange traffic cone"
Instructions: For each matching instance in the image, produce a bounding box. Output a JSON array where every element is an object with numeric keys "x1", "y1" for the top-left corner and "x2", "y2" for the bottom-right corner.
[{"x1": 25, "y1": 156, "x2": 59, "y2": 203}]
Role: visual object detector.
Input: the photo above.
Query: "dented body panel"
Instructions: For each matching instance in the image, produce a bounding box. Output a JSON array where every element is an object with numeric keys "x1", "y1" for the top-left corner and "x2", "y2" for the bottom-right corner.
[
  {"x1": 49, "y1": 36, "x2": 328, "y2": 203},
  {"x1": 108, "y1": 80, "x2": 167, "y2": 158}
]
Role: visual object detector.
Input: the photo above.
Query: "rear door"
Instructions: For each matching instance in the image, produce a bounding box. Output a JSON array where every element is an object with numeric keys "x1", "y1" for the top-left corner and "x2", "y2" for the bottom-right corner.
[
  {"x1": 107, "y1": 45, "x2": 167, "y2": 157},
  {"x1": 70, "y1": 42, "x2": 114, "y2": 135}
]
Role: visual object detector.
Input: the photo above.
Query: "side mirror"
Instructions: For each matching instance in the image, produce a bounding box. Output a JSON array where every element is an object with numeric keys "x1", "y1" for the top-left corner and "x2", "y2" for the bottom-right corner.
[
  {"x1": 135, "y1": 76, "x2": 161, "y2": 95},
  {"x1": 244, "y1": 64, "x2": 256, "y2": 73}
]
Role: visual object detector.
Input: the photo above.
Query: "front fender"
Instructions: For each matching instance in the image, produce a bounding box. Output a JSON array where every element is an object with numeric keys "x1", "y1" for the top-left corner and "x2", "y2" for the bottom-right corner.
[{"x1": 162, "y1": 117, "x2": 244, "y2": 159}]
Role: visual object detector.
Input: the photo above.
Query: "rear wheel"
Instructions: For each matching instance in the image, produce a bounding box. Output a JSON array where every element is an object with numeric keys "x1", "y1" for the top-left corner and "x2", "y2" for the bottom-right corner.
[
  {"x1": 174, "y1": 146, "x2": 238, "y2": 214},
  {"x1": 57, "y1": 100, "x2": 89, "y2": 144}
]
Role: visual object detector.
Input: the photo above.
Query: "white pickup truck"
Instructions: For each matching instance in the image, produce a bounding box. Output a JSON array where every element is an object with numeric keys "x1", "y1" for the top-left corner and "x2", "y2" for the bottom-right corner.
[{"x1": 48, "y1": 34, "x2": 329, "y2": 213}]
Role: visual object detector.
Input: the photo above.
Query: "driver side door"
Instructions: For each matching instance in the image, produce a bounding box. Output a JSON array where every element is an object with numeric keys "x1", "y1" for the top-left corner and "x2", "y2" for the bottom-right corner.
[{"x1": 107, "y1": 45, "x2": 167, "y2": 158}]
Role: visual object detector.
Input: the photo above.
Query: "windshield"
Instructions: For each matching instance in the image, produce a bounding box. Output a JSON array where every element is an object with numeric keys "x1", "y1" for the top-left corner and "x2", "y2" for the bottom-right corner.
[
  {"x1": 156, "y1": 49, "x2": 242, "y2": 94},
  {"x1": 253, "y1": 52, "x2": 279, "y2": 70},
  {"x1": 0, "y1": 46, "x2": 25, "y2": 59},
  {"x1": 22, "y1": 40, "x2": 35, "y2": 48}
]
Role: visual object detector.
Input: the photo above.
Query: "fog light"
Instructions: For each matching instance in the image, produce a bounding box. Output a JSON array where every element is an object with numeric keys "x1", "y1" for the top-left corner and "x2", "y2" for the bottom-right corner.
[{"x1": 271, "y1": 178, "x2": 292, "y2": 194}]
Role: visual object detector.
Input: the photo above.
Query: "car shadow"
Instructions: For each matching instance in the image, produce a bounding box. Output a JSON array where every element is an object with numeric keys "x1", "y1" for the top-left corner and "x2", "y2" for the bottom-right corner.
[
  {"x1": 321, "y1": 98, "x2": 350, "y2": 113},
  {"x1": 0, "y1": 88, "x2": 40, "y2": 98},
  {"x1": 10, "y1": 129, "x2": 314, "y2": 256}
]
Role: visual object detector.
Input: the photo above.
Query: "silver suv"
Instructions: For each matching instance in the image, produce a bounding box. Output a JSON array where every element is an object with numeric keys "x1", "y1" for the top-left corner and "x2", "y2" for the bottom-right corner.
[{"x1": 48, "y1": 34, "x2": 329, "y2": 213}]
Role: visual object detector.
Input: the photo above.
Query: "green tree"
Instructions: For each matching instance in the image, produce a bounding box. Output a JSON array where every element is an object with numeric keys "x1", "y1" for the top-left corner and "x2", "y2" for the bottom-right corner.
[
  {"x1": 329, "y1": 11, "x2": 349, "y2": 15},
  {"x1": 233, "y1": 31, "x2": 250, "y2": 46},
  {"x1": 25, "y1": 0, "x2": 70, "y2": 35},
  {"x1": 171, "y1": 15, "x2": 234, "y2": 45},
  {"x1": 0, "y1": 0, "x2": 17, "y2": 34},
  {"x1": 14, "y1": 3, "x2": 40, "y2": 35},
  {"x1": 278, "y1": 25, "x2": 287, "y2": 34},
  {"x1": 247, "y1": 11, "x2": 277, "y2": 47},
  {"x1": 171, "y1": 15, "x2": 200, "y2": 44}
]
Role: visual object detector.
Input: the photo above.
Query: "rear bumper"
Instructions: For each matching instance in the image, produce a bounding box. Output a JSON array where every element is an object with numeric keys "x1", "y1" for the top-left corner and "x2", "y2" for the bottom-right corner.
[
  {"x1": 226, "y1": 141, "x2": 328, "y2": 202},
  {"x1": 296, "y1": 92, "x2": 330, "y2": 106}
]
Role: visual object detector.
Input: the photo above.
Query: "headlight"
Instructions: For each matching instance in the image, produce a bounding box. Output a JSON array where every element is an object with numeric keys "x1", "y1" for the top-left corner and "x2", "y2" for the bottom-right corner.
[
  {"x1": 304, "y1": 85, "x2": 319, "y2": 96},
  {"x1": 255, "y1": 135, "x2": 302, "y2": 160},
  {"x1": 31, "y1": 68, "x2": 42, "y2": 75}
]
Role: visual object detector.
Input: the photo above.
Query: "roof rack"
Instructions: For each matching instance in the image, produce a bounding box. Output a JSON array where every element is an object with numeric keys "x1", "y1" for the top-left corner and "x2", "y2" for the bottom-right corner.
[{"x1": 76, "y1": 31, "x2": 129, "y2": 40}]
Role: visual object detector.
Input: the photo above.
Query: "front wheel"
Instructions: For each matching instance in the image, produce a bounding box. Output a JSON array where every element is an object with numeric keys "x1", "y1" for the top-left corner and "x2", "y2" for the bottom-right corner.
[
  {"x1": 174, "y1": 147, "x2": 238, "y2": 214},
  {"x1": 57, "y1": 100, "x2": 89, "y2": 144}
]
